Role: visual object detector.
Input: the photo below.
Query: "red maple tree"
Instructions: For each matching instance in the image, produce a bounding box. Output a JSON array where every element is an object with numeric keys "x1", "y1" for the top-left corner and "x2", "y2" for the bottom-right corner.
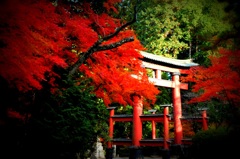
[
  {"x1": 182, "y1": 48, "x2": 240, "y2": 106},
  {"x1": 0, "y1": 0, "x2": 159, "y2": 108}
]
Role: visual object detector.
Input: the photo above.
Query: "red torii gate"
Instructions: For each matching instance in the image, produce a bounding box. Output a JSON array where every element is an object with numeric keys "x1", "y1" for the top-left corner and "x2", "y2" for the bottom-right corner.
[
  {"x1": 141, "y1": 51, "x2": 199, "y2": 145},
  {"x1": 106, "y1": 51, "x2": 208, "y2": 159}
]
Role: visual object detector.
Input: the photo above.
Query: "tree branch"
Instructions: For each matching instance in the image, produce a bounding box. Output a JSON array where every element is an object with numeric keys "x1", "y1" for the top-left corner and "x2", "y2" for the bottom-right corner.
[
  {"x1": 68, "y1": 37, "x2": 134, "y2": 77},
  {"x1": 67, "y1": 6, "x2": 137, "y2": 78},
  {"x1": 101, "y1": 6, "x2": 137, "y2": 42},
  {"x1": 97, "y1": 37, "x2": 134, "y2": 51}
]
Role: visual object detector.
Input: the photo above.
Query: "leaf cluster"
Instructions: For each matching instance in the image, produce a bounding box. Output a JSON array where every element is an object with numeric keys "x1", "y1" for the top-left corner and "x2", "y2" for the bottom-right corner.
[
  {"x1": 182, "y1": 49, "x2": 240, "y2": 106},
  {"x1": 0, "y1": 0, "x2": 159, "y2": 107},
  {"x1": 130, "y1": 0, "x2": 235, "y2": 61},
  {"x1": 28, "y1": 76, "x2": 109, "y2": 158}
]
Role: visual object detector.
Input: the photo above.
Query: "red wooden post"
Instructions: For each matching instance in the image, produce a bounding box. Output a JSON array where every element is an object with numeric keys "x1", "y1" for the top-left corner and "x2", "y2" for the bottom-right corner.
[
  {"x1": 163, "y1": 106, "x2": 169, "y2": 149},
  {"x1": 202, "y1": 109, "x2": 208, "y2": 130},
  {"x1": 149, "y1": 109, "x2": 157, "y2": 139},
  {"x1": 152, "y1": 120, "x2": 156, "y2": 139},
  {"x1": 132, "y1": 95, "x2": 143, "y2": 147},
  {"x1": 107, "y1": 107, "x2": 115, "y2": 148},
  {"x1": 172, "y1": 72, "x2": 183, "y2": 144}
]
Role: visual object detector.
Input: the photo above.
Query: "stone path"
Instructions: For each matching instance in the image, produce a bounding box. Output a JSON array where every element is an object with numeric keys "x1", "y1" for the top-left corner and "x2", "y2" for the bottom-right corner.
[{"x1": 113, "y1": 155, "x2": 178, "y2": 159}]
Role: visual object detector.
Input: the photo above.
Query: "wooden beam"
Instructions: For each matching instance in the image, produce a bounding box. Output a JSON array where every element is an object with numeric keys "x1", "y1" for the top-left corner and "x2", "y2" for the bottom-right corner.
[
  {"x1": 142, "y1": 61, "x2": 191, "y2": 74},
  {"x1": 140, "y1": 114, "x2": 171, "y2": 122},
  {"x1": 112, "y1": 115, "x2": 132, "y2": 122},
  {"x1": 142, "y1": 61, "x2": 178, "y2": 73},
  {"x1": 148, "y1": 78, "x2": 188, "y2": 90}
]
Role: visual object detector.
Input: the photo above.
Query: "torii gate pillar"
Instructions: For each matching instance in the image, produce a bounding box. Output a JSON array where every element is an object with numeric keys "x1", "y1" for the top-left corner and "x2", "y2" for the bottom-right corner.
[
  {"x1": 172, "y1": 72, "x2": 183, "y2": 144},
  {"x1": 132, "y1": 95, "x2": 143, "y2": 147}
]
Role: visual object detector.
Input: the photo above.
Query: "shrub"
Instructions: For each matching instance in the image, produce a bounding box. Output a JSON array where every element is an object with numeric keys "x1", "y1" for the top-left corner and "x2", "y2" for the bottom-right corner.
[{"x1": 191, "y1": 126, "x2": 237, "y2": 159}]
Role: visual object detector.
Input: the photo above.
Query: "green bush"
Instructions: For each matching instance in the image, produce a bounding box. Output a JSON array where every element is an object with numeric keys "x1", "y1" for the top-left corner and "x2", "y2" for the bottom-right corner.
[
  {"x1": 25, "y1": 77, "x2": 109, "y2": 159},
  {"x1": 191, "y1": 126, "x2": 238, "y2": 159}
]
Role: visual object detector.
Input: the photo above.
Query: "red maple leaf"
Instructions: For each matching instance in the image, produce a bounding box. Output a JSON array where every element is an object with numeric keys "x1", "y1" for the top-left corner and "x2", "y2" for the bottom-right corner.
[
  {"x1": 182, "y1": 49, "x2": 240, "y2": 106},
  {"x1": 0, "y1": 0, "x2": 159, "y2": 107}
]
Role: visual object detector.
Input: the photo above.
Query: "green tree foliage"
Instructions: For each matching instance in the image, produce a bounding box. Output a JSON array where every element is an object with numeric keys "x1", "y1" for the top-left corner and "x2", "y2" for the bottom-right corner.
[
  {"x1": 128, "y1": 0, "x2": 234, "y2": 62},
  {"x1": 33, "y1": 77, "x2": 109, "y2": 159},
  {"x1": 0, "y1": 74, "x2": 109, "y2": 159}
]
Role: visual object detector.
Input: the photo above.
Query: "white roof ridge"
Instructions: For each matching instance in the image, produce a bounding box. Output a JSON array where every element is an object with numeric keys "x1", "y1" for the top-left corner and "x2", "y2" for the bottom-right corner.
[{"x1": 139, "y1": 50, "x2": 199, "y2": 67}]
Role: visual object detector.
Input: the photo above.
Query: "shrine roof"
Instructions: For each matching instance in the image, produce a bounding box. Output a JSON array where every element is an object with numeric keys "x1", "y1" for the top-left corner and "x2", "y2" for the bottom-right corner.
[{"x1": 140, "y1": 51, "x2": 199, "y2": 67}]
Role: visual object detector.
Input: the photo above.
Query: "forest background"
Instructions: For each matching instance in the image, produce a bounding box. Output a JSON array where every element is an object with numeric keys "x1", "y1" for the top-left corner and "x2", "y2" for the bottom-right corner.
[{"x1": 0, "y1": 0, "x2": 239, "y2": 159}]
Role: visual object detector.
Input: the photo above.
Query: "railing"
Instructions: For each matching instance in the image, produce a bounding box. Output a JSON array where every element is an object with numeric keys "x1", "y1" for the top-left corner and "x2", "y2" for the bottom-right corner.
[{"x1": 107, "y1": 105, "x2": 208, "y2": 148}]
